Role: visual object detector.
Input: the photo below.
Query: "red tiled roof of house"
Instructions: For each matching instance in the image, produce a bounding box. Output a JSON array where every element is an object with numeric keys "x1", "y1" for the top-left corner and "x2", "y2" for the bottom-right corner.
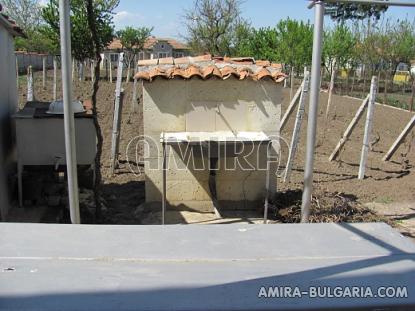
[
  {"x1": 0, "y1": 4, "x2": 25, "y2": 37},
  {"x1": 107, "y1": 37, "x2": 189, "y2": 51},
  {"x1": 134, "y1": 54, "x2": 286, "y2": 83}
]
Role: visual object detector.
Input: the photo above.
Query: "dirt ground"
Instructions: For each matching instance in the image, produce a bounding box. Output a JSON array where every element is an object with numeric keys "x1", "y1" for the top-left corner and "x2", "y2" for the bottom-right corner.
[{"x1": 15, "y1": 69, "x2": 415, "y2": 229}]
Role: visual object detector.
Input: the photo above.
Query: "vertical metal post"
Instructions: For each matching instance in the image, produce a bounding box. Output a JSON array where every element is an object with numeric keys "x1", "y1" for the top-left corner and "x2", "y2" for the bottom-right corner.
[
  {"x1": 59, "y1": 0, "x2": 80, "y2": 224},
  {"x1": 53, "y1": 56, "x2": 57, "y2": 101},
  {"x1": 263, "y1": 142, "x2": 271, "y2": 224},
  {"x1": 162, "y1": 140, "x2": 167, "y2": 225},
  {"x1": 301, "y1": 1, "x2": 324, "y2": 223},
  {"x1": 358, "y1": 76, "x2": 377, "y2": 179}
]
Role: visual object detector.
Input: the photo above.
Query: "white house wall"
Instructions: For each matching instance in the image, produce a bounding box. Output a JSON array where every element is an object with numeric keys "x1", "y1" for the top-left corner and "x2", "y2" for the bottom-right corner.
[{"x1": 0, "y1": 26, "x2": 18, "y2": 219}]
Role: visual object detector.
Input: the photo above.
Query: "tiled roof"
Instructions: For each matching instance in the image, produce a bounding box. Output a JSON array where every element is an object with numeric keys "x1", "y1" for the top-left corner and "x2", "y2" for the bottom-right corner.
[
  {"x1": 0, "y1": 4, "x2": 25, "y2": 37},
  {"x1": 134, "y1": 54, "x2": 286, "y2": 83},
  {"x1": 107, "y1": 37, "x2": 189, "y2": 51}
]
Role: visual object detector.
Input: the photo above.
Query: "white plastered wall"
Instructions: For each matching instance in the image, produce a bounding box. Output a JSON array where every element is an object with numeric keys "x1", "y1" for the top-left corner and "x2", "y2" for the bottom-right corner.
[
  {"x1": 142, "y1": 78, "x2": 283, "y2": 210},
  {"x1": 0, "y1": 26, "x2": 18, "y2": 219}
]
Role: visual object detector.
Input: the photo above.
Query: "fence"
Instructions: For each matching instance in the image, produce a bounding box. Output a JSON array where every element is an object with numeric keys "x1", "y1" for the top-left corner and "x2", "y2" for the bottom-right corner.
[{"x1": 15, "y1": 52, "x2": 53, "y2": 74}]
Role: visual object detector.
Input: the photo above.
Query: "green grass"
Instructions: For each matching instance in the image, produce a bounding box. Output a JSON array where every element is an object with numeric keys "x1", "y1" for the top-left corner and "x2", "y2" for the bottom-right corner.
[{"x1": 375, "y1": 196, "x2": 394, "y2": 204}]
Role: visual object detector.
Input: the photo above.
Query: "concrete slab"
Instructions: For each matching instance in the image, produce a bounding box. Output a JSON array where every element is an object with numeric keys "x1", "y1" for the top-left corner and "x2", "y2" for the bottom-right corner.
[{"x1": 1, "y1": 222, "x2": 415, "y2": 310}]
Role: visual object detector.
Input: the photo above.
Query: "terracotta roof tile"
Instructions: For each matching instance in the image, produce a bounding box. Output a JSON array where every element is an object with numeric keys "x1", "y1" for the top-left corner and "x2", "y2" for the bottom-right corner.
[
  {"x1": 107, "y1": 36, "x2": 189, "y2": 51},
  {"x1": 135, "y1": 54, "x2": 286, "y2": 83}
]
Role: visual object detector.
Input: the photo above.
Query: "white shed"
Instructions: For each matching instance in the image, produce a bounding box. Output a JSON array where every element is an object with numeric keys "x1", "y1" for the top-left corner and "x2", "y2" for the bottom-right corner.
[
  {"x1": 135, "y1": 55, "x2": 286, "y2": 221},
  {"x1": 0, "y1": 5, "x2": 24, "y2": 219}
]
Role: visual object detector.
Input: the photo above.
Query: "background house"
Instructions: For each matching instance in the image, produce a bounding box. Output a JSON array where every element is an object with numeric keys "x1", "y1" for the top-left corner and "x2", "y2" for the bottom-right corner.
[
  {"x1": 102, "y1": 36, "x2": 191, "y2": 68},
  {"x1": 0, "y1": 4, "x2": 24, "y2": 219}
]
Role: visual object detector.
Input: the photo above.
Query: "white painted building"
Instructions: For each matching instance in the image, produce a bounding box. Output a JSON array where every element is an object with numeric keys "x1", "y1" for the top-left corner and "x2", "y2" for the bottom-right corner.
[{"x1": 0, "y1": 5, "x2": 24, "y2": 219}]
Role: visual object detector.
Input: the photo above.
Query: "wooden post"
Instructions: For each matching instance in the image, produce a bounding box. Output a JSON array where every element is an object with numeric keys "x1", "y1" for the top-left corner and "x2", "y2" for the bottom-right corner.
[
  {"x1": 383, "y1": 115, "x2": 415, "y2": 161},
  {"x1": 326, "y1": 60, "x2": 336, "y2": 119},
  {"x1": 109, "y1": 60, "x2": 113, "y2": 83},
  {"x1": 289, "y1": 66, "x2": 295, "y2": 101},
  {"x1": 15, "y1": 57, "x2": 19, "y2": 91},
  {"x1": 42, "y1": 56, "x2": 47, "y2": 90},
  {"x1": 90, "y1": 59, "x2": 95, "y2": 83},
  {"x1": 328, "y1": 95, "x2": 369, "y2": 162},
  {"x1": 71, "y1": 57, "x2": 75, "y2": 82},
  {"x1": 27, "y1": 65, "x2": 34, "y2": 102},
  {"x1": 105, "y1": 59, "x2": 109, "y2": 81},
  {"x1": 110, "y1": 53, "x2": 124, "y2": 175},
  {"x1": 53, "y1": 56, "x2": 58, "y2": 101},
  {"x1": 78, "y1": 61, "x2": 83, "y2": 82},
  {"x1": 280, "y1": 82, "x2": 303, "y2": 131},
  {"x1": 358, "y1": 76, "x2": 378, "y2": 180},
  {"x1": 131, "y1": 65, "x2": 139, "y2": 113},
  {"x1": 284, "y1": 70, "x2": 310, "y2": 183}
]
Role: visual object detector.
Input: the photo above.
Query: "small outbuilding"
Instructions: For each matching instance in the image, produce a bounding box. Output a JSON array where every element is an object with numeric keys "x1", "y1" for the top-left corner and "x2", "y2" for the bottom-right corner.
[
  {"x1": 135, "y1": 55, "x2": 286, "y2": 220},
  {"x1": 0, "y1": 4, "x2": 24, "y2": 219}
]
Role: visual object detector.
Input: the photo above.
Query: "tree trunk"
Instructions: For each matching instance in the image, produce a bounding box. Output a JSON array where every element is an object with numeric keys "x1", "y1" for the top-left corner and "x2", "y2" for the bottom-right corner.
[
  {"x1": 351, "y1": 69, "x2": 356, "y2": 94},
  {"x1": 86, "y1": 0, "x2": 104, "y2": 221}
]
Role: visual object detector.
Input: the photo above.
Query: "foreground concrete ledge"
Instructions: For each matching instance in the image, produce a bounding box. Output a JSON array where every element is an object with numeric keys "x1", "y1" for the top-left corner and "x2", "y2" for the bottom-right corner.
[{"x1": 1, "y1": 222, "x2": 415, "y2": 310}]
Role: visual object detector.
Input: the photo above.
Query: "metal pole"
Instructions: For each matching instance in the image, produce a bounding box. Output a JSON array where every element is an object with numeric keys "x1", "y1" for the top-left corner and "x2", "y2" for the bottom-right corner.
[
  {"x1": 301, "y1": 1, "x2": 324, "y2": 223},
  {"x1": 162, "y1": 140, "x2": 166, "y2": 225},
  {"x1": 59, "y1": 0, "x2": 80, "y2": 224},
  {"x1": 323, "y1": 0, "x2": 415, "y2": 7}
]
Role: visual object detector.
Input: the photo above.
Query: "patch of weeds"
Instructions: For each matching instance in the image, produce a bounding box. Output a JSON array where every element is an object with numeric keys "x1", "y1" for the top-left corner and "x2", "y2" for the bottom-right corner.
[{"x1": 375, "y1": 196, "x2": 394, "y2": 204}]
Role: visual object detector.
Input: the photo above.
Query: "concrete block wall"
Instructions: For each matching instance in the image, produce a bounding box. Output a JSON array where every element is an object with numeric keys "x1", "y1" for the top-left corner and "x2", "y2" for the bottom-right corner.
[{"x1": 143, "y1": 78, "x2": 283, "y2": 210}]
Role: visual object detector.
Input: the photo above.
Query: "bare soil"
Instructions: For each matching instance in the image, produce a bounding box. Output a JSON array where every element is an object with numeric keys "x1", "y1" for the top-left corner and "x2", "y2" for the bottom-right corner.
[{"x1": 16, "y1": 70, "x2": 415, "y2": 225}]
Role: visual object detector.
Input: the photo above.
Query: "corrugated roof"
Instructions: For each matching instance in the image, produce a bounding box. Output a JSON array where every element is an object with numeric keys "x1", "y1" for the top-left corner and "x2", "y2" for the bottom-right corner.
[
  {"x1": 0, "y1": 4, "x2": 25, "y2": 37},
  {"x1": 134, "y1": 54, "x2": 286, "y2": 83},
  {"x1": 107, "y1": 37, "x2": 189, "y2": 51}
]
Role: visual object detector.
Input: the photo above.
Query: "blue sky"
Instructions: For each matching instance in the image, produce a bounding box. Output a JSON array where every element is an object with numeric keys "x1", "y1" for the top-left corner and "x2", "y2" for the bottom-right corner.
[{"x1": 113, "y1": 0, "x2": 414, "y2": 39}]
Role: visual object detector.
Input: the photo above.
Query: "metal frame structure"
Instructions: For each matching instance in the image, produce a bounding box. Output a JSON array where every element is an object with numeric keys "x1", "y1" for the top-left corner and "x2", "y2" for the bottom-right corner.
[
  {"x1": 56, "y1": 0, "x2": 415, "y2": 224},
  {"x1": 301, "y1": 0, "x2": 415, "y2": 222},
  {"x1": 59, "y1": 0, "x2": 80, "y2": 224}
]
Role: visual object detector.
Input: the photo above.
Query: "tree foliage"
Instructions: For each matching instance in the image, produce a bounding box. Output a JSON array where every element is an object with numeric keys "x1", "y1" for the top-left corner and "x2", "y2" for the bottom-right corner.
[
  {"x1": 325, "y1": 2, "x2": 388, "y2": 21},
  {"x1": 41, "y1": 0, "x2": 119, "y2": 60},
  {"x1": 2, "y1": 0, "x2": 57, "y2": 52},
  {"x1": 233, "y1": 18, "x2": 313, "y2": 69},
  {"x1": 184, "y1": 0, "x2": 247, "y2": 56},
  {"x1": 275, "y1": 19, "x2": 313, "y2": 70},
  {"x1": 323, "y1": 23, "x2": 356, "y2": 72},
  {"x1": 116, "y1": 26, "x2": 153, "y2": 65}
]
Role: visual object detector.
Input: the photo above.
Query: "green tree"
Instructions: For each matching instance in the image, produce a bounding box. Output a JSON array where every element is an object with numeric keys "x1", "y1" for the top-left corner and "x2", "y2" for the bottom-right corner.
[
  {"x1": 235, "y1": 27, "x2": 279, "y2": 61},
  {"x1": 116, "y1": 26, "x2": 153, "y2": 82},
  {"x1": 2, "y1": 0, "x2": 57, "y2": 52},
  {"x1": 275, "y1": 18, "x2": 313, "y2": 72},
  {"x1": 184, "y1": 0, "x2": 247, "y2": 56},
  {"x1": 323, "y1": 23, "x2": 356, "y2": 74},
  {"x1": 41, "y1": 0, "x2": 118, "y2": 61},
  {"x1": 325, "y1": 2, "x2": 388, "y2": 21}
]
